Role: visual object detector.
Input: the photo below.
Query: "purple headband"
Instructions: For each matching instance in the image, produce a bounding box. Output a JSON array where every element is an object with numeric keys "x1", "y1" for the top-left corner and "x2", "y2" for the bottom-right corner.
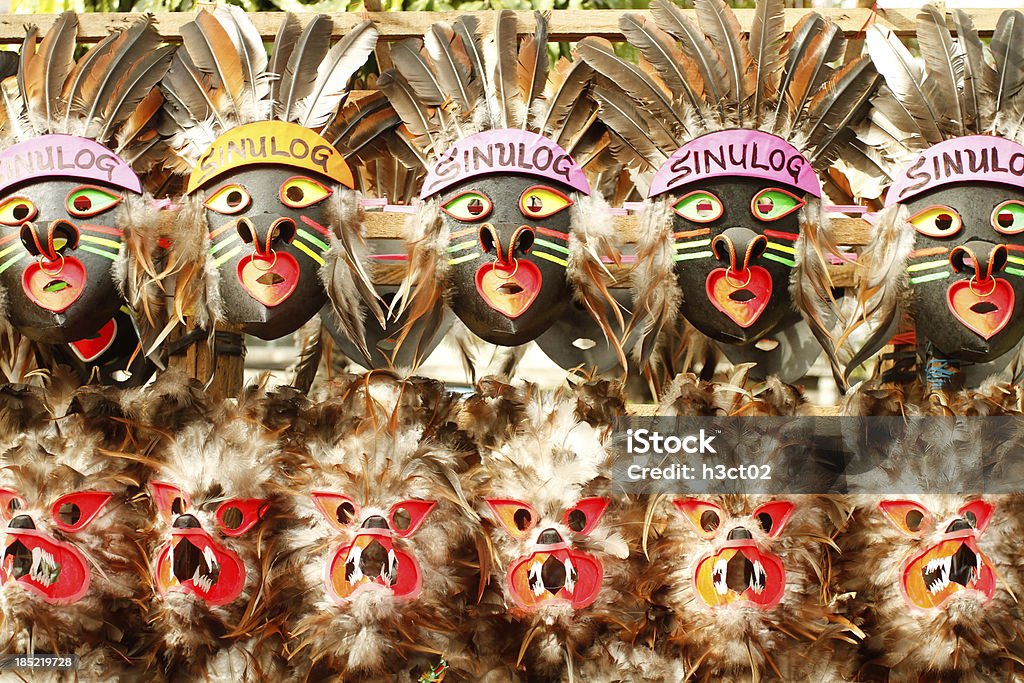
[
  {"x1": 649, "y1": 129, "x2": 820, "y2": 199},
  {"x1": 420, "y1": 129, "x2": 590, "y2": 199},
  {"x1": 0, "y1": 135, "x2": 141, "y2": 196},
  {"x1": 886, "y1": 135, "x2": 1024, "y2": 206}
]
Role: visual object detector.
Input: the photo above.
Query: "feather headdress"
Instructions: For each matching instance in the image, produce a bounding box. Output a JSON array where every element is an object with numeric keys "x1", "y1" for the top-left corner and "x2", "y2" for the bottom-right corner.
[
  {"x1": 155, "y1": 8, "x2": 383, "y2": 360},
  {"x1": 0, "y1": 12, "x2": 171, "y2": 384},
  {"x1": 380, "y1": 11, "x2": 625, "y2": 366},
  {"x1": 848, "y1": 7, "x2": 1024, "y2": 389},
  {"x1": 584, "y1": 0, "x2": 879, "y2": 388}
]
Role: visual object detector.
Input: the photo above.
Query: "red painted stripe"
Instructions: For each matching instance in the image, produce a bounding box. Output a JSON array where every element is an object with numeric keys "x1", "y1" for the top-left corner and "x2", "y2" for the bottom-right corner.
[
  {"x1": 672, "y1": 228, "x2": 710, "y2": 239},
  {"x1": 80, "y1": 224, "x2": 123, "y2": 237},
  {"x1": 908, "y1": 246, "x2": 948, "y2": 258},
  {"x1": 1005, "y1": 244, "x2": 1024, "y2": 253},
  {"x1": 209, "y1": 223, "x2": 234, "y2": 240},
  {"x1": 301, "y1": 215, "x2": 332, "y2": 238},
  {"x1": 0, "y1": 231, "x2": 18, "y2": 247},
  {"x1": 535, "y1": 226, "x2": 569, "y2": 241},
  {"x1": 763, "y1": 229, "x2": 798, "y2": 241}
]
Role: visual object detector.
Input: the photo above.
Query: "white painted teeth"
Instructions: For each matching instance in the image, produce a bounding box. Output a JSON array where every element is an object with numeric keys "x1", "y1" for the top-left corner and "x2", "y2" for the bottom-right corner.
[
  {"x1": 203, "y1": 546, "x2": 219, "y2": 574},
  {"x1": 385, "y1": 549, "x2": 398, "y2": 586},
  {"x1": 28, "y1": 547, "x2": 59, "y2": 587},
  {"x1": 750, "y1": 560, "x2": 766, "y2": 594},
  {"x1": 563, "y1": 558, "x2": 576, "y2": 596},
  {"x1": 528, "y1": 561, "x2": 544, "y2": 596},
  {"x1": 713, "y1": 558, "x2": 728, "y2": 595},
  {"x1": 926, "y1": 555, "x2": 952, "y2": 594}
]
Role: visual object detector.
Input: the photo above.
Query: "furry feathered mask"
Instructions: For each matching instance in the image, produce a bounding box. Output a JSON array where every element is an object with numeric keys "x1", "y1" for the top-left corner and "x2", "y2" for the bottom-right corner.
[
  {"x1": 0, "y1": 12, "x2": 168, "y2": 384},
  {"x1": 158, "y1": 9, "x2": 381, "y2": 355},
  {"x1": 381, "y1": 11, "x2": 624, "y2": 359},
  {"x1": 586, "y1": 0, "x2": 878, "y2": 385},
  {"x1": 849, "y1": 7, "x2": 1024, "y2": 388}
]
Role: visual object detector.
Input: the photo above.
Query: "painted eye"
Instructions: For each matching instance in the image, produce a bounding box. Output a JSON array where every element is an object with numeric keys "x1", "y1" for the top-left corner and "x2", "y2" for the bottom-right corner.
[
  {"x1": 909, "y1": 205, "x2": 963, "y2": 238},
  {"x1": 563, "y1": 497, "x2": 610, "y2": 536},
  {"x1": 66, "y1": 186, "x2": 123, "y2": 218},
  {"x1": 879, "y1": 499, "x2": 932, "y2": 537},
  {"x1": 0, "y1": 488, "x2": 26, "y2": 521},
  {"x1": 958, "y1": 499, "x2": 995, "y2": 534},
  {"x1": 750, "y1": 188, "x2": 805, "y2": 221},
  {"x1": 311, "y1": 492, "x2": 359, "y2": 532},
  {"x1": 215, "y1": 498, "x2": 269, "y2": 537},
  {"x1": 673, "y1": 190, "x2": 723, "y2": 223},
  {"x1": 992, "y1": 200, "x2": 1024, "y2": 235},
  {"x1": 280, "y1": 176, "x2": 333, "y2": 209},
  {"x1": 388, "y1": 499, "x2": 436, "y2": 538},
  {"x1": 204, "y1": 184, "x2": 251, "y2": 215},
  {"x1": 149, "y1": 481, "x2": 190, "y2": 524},
  {"x1": 0, "y1": 196, "x2": 36, "y2": 226},
  {"x1": 50, "y1": 491, "x2": 112, "y2": 533},
  {"x1": 484, "y1": 499, "x2": 537, "y2": 539},
  {"x1": 519, "y1": 185, "x2": 573, "y2": 219},
  {"x1": 672, "y1": 499, "x2": 724, "y2": 539},
  {"x1": 751, "y1": 500, "x2": 795, "y2": 539},
  {"x1": 442, "y1": 191, "x2": 492, "y2": 221}
]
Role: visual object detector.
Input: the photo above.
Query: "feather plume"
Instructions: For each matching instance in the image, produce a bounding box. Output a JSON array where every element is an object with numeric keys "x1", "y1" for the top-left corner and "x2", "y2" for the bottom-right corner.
[
  {"x1": 802, "y1": 57, "x2": 880, "y2": 169},
  {"x1": 618, "y1": 14, "x2": 705, "y2": 122},
  {"x1": 17, "y1": 25, "x2": 38, "y2": 126},
  {"x1": 694, "y1": 0, "x2": 753, "y2": 113},
  {"x1": 424, "y1": 21, "x2": 480, "y2": 115},
  {"x1": 952, "y1": 9, "x2": 995, "y2": 132},
  {"x1": 865, "y1": 25, "x2": 945, "y2": 144},
  {"x1": 268, "y1": 12, "x2": 302, "y2": 114},
  {"x1": 649, "y1": 0, "x2": 726, "y2": 119},
  {"x1": 490, "y1": 10, "x2": 522, "y2": 128},
  {"x1": 781, "y1": 17, "x2": 843, "y2": 134},
  {"x1": 517, "y1": 11, "x2": 548, "y2": 127},
  {"x1": 916, "y1": 5, "x2": 965, "y2": 136},
  {"x1": 94, "y1": 44, "x2": 174, "y2": 141},
  {"x1": 214, "y1": 4, "x2": 270, "y2": 118},
  {"x1": 294, "y1": 20, "x2": 377, "y2": 130},
  {"x1": 536, "y1": 58, "x2": 594, "y2": 144},
  {"x1": 452, "y1": 16, "x2": 490, "y2": 123},
  {"x1": 33, "y1": 11, "x2": 77, "y2": 129},
  {"x1": 589, "y1": 85, "x2": 672, "y2": 165},
  {"x1": 748, "y1": 0, "x2": 785, "y2": 116},
  {"x1": 991, "y1": 10, "x2": 1024, "y2": 131},
  {"x1": 275, "y1": 14, "x2": 331, "y2": 122},
  {"x1": 180, "y1": 10, "x2": 248, "y2": 122},
  {"x1": 377, "y1": 69, "x2": 439, "y2": 150}
]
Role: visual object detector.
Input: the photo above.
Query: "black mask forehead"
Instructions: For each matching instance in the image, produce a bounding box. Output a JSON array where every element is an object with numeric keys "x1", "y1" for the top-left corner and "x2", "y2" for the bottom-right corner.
[
  {"x1": 438, "y1": 174, "x2": 575, "y2": 346},
  {"x1": 0, "y1": 177, "x2": 126, "y2": 344},
  {"x1": 667, "y1": 177, "x2": 804, "y2": 345},
  {"x1": 201, "y1": 165, "x2": 335, "y2": 340},
  {"x1": 900, "y1": 182, "x2": 1024, "y2": 361}
]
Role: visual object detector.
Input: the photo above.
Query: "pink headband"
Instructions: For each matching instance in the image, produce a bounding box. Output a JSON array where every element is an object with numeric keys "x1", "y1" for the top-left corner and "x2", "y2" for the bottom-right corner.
[
  {"x1": 420, "y1": 129, "x2": 590, "y2": 199},
  {"x1": 886, "y1": 135, "x2": 1024, "y2": 205},
  {"x1": 649, "y1": 129, "x2": 820, "y2": 199},
  {"x1": 0, "y1": 135, "x2": 141, "y2": 196}
]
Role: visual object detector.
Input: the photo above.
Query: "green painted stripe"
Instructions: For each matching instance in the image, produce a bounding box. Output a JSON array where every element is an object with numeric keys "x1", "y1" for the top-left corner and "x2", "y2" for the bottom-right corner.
[
  {"x1": 211, "y1": 245, "x2": 242, "y2": 268},
  {"x1": 674, "y1": 239, "x2": 711, "y2": 250},
  {"x1": 209, "y1": 234, "x2": 239, "y2": 255},
  {"x1": 533, "y1": 251, "x2": 568, "y2": 267},
  {"x1": 294, "y1": 240, "x2": 325, "y2": 266},
  {"x1": 446, "y1": 241, "x2": 478, "y2": 254},
  {"x1": 296, "y1": 229, "x2": 329, "y2": 253},
  {"x1": 1005, "y1": 266, "x2": 1024, "y2": 278},
  {"x1": 448, "y1": 252, "x2": 480, "y2": 266},
  {"x1": 80, "y1": 234, "x2": 122, "y2": 250},
  {"x1": 1007, "y1": 255, "x2": 1024, "y2": 267},
  {"x1": 534, "y1": 238, "x2": 570, "y2": 256},
  {"x1": 906, "y1": 259, "x2": 949, "y2": 273},
  {"x1": 909, "y1": 271, "x2": 950, "y2": 285},
  {"x1": 762, "y1": 252, "x2": 796, "y2": 268},
  {"x1": 119, "y1": 305, "x2": 131, "y2": 314},
  {"x1": 79, "y1": 244, "x2": 119, "y2": 261},
  {"x1": 673, "y1": 250, "x2": 714, "y2": 262},
  {"x1": 0, "y1": 251, "x2": 25, "y2": 275},
  {"x1": 0, "y1": 243, "x2": 21, "y2": 260},
  {"x1": 766, "y1": 241, "x2": 796, "y2": 255}
]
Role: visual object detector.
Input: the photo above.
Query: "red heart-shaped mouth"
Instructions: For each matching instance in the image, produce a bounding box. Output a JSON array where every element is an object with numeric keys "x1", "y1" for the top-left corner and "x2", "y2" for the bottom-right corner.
[
  {"x1": 154, "y1": 529, "x2": 247, "y2": 608},
  {"x1": 946, "y1": 278, "x2": 1014, "y2": 340},
  {"x1": 69, "y1": 316, "x2": 118, "y2": 363},
  {"x1": 237, "y1": 252, "x2": 300, "y2": 307},
  {"x1": 1, "y1": 529, "x2": 92, "y2": 604},
  {"x1": 475, "y1": 260, "x2": 542, "y2": 318},
  {"x1": 705, "y1": 266, "x2": 773, "y2": 328},
  {"x1": 22, "y1": 257, "x2": 87, "y2": 313}
]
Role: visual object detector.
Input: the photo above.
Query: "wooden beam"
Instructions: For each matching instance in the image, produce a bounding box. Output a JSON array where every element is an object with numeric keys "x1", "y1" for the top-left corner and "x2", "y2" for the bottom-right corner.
[{"x1": 0, "y1": 8, "x2": 1003, "y2": 45}]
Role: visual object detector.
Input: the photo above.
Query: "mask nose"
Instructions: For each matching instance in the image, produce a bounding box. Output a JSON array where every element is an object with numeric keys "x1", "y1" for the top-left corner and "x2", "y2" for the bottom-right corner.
[
  {"x1": 19, "y1": 220, "x2": 80, "y2": 260},
  {"x1": 950, "y1": 241, "x2": 1007, "y2": 280},
  {"x1": 361, "y1": 515, "x2": 390, "y2": 530},
  {"x1": 536, "y1": 528, "x2": 564, "y2": 545},
  {"x1": 236, "y1": 215, "x2": 296, "y2": 256},
  {"x1": 172, "y1": 514, "x2": 202, "y2": 530},
  {"x1": 8, "y1": 515, "x2": 34, "y2": 530},
  {"x1": 727, "y1": 526, "x2": 753, "y2": 541},
  {"x1": 946, "y1": 518, "x2": 973, "y2": 533},
  {"x1": 712, "y1": 228, "x2": 767, "y2": 271}
]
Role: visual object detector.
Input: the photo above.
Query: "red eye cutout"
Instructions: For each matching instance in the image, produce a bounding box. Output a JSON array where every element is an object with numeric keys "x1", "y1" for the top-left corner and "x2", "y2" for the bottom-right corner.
[
  {"x1": 312, "y1": 492, "x2": 359, "y2": 531},
  {"x1": 484, "y1": 499, "x2": 538, "y2": 539},
  {"x1": 958, "y1": 499, "x2": 996, "y2": 534},
  {"x1": 751, "y1": 500, "x2": 796, "y2": 539},
  {"x1": 0, "y1": 488, "x2": 27, "y2": 521},
  {"x1": 149, "y1": 481, "x2": 190, "y2": 523},
  {"x1": 389, "y1": 500, "x2": 436, "y2": 538},
  {"x1": 672, "y1": 499, "x2": 724, "y2": 539},
  {"x1": 563, "y1": 497, "x2": 609, "y2": 536},
  {"x1": 50, "y1": 491, "x2": 112, "y2": 533},
  {"x1": 879, "y1": 499, "x2": 933, "y2": 538},
  {"x1": 216, "y1": 498, "x2": 269, "y2": 537}
]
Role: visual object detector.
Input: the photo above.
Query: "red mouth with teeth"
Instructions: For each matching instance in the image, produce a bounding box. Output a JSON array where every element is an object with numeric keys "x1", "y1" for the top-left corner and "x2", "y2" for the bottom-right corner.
[
  {"x1": 705, "y1": 266, "x2": 772, "y2": 328},
  {"x1": 22, "y1": 257, "x2": 87, "y2": 313},
  {"x1": 693, "y1": 540, "x2": 786, "y2": 609},
  {"x1": 326, "y1": 530, "x2": 422, "y2": 602},
  {"x1": 475, "y1": 260, "x2": 541, "y2": 318},
  {"x1": 947, "y1": 278, "x2": 1014, "y2": 340},
  {"x1": 506, "y1": 544, "x2": 603, "y2": 611},
  {"x1": 237, "y1": 252, "x2": 299, "y2": 307},
  {"x1": 1, "y1": 529, "x2": 91, "y2": 604},
  {"x1": 900, "y1": 532, "x2": 996, "y2": 610},
  {"x1": 153, "y1": 529, "x2": 246, "y2": 607}
]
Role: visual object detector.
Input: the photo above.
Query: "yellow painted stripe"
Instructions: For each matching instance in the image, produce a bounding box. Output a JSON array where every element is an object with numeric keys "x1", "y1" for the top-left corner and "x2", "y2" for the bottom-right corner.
[
  {"x1": 294, "y1": 240, "x2": 325, "y2": 266},
  {"x1": 766, "y1": 241, "x2": 796, "y2": 255},
  {"x1": 211, "y1": 245, "x2": 242, "y2": 268},
  {"x1": 906, "y1": 260, "x2": 948, "y2": 273},
  {"x1": 0, "y1": 242, "x2": 21, "y2": 260},
  {"x1": 80, "y1": 234, "x2": 122, "y2": 250},
  {"x1": 533, "y1": 251, "x2": 568, "y2": 267}
]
